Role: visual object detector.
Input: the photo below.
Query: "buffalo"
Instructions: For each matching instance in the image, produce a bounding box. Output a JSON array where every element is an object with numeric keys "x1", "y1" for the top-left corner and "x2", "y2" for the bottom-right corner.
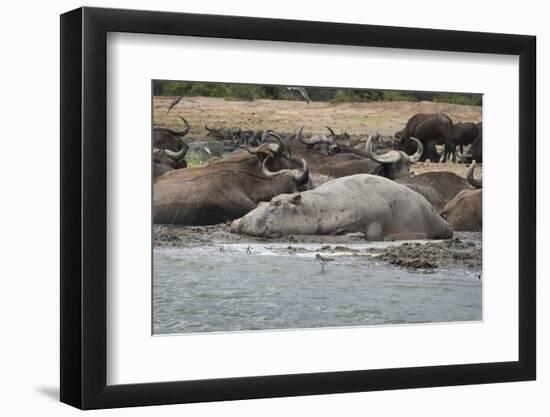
[
  {"x1": 153, "y1": 133, "x2": 309, "y2": 225},
  {"x1": 453, "y1": 122, "x2": 479, "y2": 154},
  {"x1": 325, "y1": 126, "x2": 351, "y2": 143},
  {"x1": 231, "y1": 174, "x2": 453, "y2": 240},
  {"x1": 153, "y1": 117, "x2": 190, "y2": 177},
  {"x1": 205, "y1": 125, "x2": 265, "y2": 145},
  {"x1": 396, "y1": 113, "x2": 455, "y2": 162},
  {"x1": 459, "y1": 122, "x2": 482, "y2": 163},
  {"x1": 396, "y1": 171, "x2": 471, "y2": 212},
  {"x1": 440, "y1": 161, "x2": 482, "y2": 231},
  {"x1": 287, "y1": 128, "x2": 423, "y2": 183}
]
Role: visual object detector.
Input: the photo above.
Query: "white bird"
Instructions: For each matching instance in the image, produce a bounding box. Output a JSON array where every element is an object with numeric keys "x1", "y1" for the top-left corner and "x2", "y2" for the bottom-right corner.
[
  {"x1": 285, "y1": 86, "x2": 310, "y2": 104},
  {"x1": 315, "y1": 253, "x2": 334, "y2": 272}
]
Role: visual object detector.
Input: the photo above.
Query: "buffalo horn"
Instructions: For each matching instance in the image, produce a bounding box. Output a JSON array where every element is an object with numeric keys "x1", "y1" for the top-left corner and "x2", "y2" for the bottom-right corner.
[
  {"x1": 246, "y1": 130, "x2": 271, "y2": 154},
  {"x1": 264, "y1": 132, "x2": 286, "y2": 155},
  {"x1": 404, "y1": 137, "x2": 423, "y2": 163},
  {"x1": 262, "y1": 156, "x2": 309, "y2": 185},
  {"x1": 365, "y1": 135, "x2": 401, "y2": 164},
  {"x1": 163, "y1": 117, "x2": 190, "y2": 137},
  {"x1": 467, "y1": 160, "x2": 482, "y2": 188},
  {"x1": 205, "y1": 124, "x2": 221, "y2": 133},
  {"x1": 298, "y1": 128, "x2": 331, "y2": 146},
  {"x1": 164, "y1": 141, "x2": 189, "y2": 160}
]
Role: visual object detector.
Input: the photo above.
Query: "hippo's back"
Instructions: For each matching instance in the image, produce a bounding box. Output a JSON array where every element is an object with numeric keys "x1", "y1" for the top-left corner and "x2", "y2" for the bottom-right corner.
[{"x1": 311, "y1": 174, "x2": 453, "y2": 239}]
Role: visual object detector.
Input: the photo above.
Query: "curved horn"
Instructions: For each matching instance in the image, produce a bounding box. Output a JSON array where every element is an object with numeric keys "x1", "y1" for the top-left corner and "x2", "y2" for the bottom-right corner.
[
  {"x1": 467, "y1": 160, "x2": 482, "y2": 188},
  {"x1": 246, "y1": 130, "x2": 269, "y2": 154},
  {"x1": 299, "y1": 129, "x2": 318, "y2": 146},
  {"x1": 164, "y1": 141, "x2": 189, "y2": 161},
  {"x1": 260, "y1": 129, "x2": 272, "y2": 143},
  {"x1": 294, "y1": 158, "x2": 309, "y2": 185},
  {"x1": 325, "y1": 126, "x2": 336, "y2": 137},
  {"x1": 247, "y1": 132, "x2": 284, "y2": 156},
  {"x1": 262, "y1": 157, "x2": 309, "y2": 185},
  {"x1": 301, "y1": 134, "x2": 331, "y2": 146},
  {"x1": 365, "y1": 135, "x2": 401, "y2": 164},
  {"x1": 293, "y1": 125, "x2": 304, "y2": 142},
  {"x1": 264, "y1": 132, "x2": 285, "y2": 154},
  {"x1": 265, "y1": 130, "x2": 291, "y2": 156},
  {"x1": 404, "y1": 137, "x2": 423, "y2": 163},
  {"x1": 163, "y1": 117, "x2": 190, "y2": 137},
  {"x1": 245, "y1": 140, "x2": 260, "y2": 154},
  {"x1": 205, "y1": 124, "x2": 221, "y2": 133}
]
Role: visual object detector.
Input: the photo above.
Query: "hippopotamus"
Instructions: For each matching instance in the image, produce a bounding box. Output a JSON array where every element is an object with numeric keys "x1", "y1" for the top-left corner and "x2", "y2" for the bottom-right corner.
[{"x1": 231, "y1": 174, "x2": 453, "y2": 240}]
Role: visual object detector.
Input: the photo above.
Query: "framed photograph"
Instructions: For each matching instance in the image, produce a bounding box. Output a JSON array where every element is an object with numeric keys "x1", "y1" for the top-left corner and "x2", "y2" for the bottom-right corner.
[{"x1": 60, "y1": 6, "x2": 536, "y2": 409}]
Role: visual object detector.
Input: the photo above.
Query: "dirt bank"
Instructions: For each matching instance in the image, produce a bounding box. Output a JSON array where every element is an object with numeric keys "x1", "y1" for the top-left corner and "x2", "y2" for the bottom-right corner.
[
  {"x1": 154, "y1": 96, "x2": 481, "y2": 139},
  {"x1": 153, "y1": 224, "x2": 481, "y2": 272}
]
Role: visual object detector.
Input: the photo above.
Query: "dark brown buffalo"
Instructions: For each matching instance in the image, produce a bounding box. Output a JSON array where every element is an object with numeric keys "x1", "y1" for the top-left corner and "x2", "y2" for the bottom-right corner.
[
  {"x1": 285, "y1": 128, "x2": 422, "y2": 183},
  {"x1": 440, "y1": 122, "x2": 480, "y2": 163},
  {"x1": 396, "y1": 172, "x2": 471, "y2": 212},
  {"x1": 440, "y1": 161, "x2": 482, "y2": 231},
  {"x1": 453, "y1": 122, "x2": 479, "y2": 154},
  {"x1": 459, "y1": 122, "x2": 482, "y2": 163},
  {"x1": 396, "y1": 113, "x2": 455, "y2": 162},
  {"x1": 153, "y1": 117, "x2": 190, "y2": 177},
  {"x1": 205, "y1": 125, "x2": 266, "y2": 145},
  {"x1": 325, "y1": 126, "x2": 351, "y2": 143},
  {"x1": 153, "y1": 135, "x2": 309, "y2": 225}
]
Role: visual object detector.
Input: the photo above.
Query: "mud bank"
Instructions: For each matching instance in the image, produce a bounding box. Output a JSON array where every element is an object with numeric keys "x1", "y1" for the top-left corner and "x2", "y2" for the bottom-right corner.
[{"x1": 153, "y1": 224, "x2": 481, "y2": 271}]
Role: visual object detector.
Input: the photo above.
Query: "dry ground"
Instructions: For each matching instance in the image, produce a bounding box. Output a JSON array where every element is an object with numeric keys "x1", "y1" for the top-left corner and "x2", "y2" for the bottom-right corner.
[
  {"x1": 154, "y1": 96, "x2": 481, "y2": 137},
  {"x1": 153, "y1": 96, "x2": 482, "y2": 177}
]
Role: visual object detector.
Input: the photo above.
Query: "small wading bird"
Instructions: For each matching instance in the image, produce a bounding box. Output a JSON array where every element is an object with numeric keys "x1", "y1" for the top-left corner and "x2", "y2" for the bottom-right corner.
[
  {"x1": 315, "y1": 253, "x2": 334, "y2": 272},
  {"x1": 285, "y1": 86, "x2": 310, "y2": 104}
]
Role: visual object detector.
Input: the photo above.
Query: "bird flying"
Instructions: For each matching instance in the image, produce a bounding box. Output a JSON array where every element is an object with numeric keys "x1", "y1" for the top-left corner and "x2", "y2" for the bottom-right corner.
[
  {"x1": 285, "y1": 86, "x2": 310, "y2": 104},
  {"x1": 165, "y1": 96, "x2": 184, "y2": 115}
]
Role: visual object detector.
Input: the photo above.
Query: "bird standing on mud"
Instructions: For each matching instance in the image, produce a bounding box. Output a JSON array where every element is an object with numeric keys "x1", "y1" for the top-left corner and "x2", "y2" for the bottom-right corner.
[{"x1": 315, "y1": 253, "x2": 334, "y2": 272}]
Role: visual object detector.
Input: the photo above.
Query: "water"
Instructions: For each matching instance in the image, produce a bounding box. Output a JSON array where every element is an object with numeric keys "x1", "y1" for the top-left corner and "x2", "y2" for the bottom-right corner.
[{"x1": 153, "y1": 242, "x2": 482, "y2": 334}]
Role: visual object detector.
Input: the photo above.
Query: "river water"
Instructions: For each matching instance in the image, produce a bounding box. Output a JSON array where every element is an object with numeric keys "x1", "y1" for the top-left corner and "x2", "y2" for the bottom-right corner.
[{"x1": 153, "y1": 239, "x2": 482, "y2": 335}]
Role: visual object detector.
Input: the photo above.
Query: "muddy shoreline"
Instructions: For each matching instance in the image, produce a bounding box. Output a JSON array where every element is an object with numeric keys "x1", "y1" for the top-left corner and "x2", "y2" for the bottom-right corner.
[{"x1": 153, "y1": 224, "x2": 482, "y2": 272}]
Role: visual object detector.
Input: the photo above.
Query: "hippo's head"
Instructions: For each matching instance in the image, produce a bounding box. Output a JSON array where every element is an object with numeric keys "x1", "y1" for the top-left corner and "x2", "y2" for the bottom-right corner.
[{"x1": 231, "y1": 193, "x2": 316, "y2": 237}]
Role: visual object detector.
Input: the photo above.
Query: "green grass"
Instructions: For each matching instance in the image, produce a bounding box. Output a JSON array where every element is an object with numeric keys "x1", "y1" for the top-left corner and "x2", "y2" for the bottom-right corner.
[
  {"x1": 433, "y1": 94, "x2": 482, "y2": 106},
  {"x1": 185, "y1": 153, "x2": 218, "y2": 167}
]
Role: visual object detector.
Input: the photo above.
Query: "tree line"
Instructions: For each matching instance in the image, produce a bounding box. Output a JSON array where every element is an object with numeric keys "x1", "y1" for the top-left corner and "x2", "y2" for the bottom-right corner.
[{"x1": 153, "y1": 81, "x2": 482, "y2": 106}]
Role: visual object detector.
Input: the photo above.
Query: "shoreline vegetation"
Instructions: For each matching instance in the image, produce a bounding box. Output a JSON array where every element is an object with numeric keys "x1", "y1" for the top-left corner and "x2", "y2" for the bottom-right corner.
[{"x1": 154, "y1": 81, "x2": 482, "y2": 106}]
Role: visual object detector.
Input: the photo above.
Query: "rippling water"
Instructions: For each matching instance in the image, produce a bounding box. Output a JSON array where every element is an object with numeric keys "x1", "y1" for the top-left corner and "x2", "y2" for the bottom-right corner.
[{"x1": 153, "y1": 240, "x2": 482, "y2": 334}]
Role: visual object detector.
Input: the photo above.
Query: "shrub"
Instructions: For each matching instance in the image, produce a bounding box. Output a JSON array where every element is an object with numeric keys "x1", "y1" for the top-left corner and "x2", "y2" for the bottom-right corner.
[{"x1": 434, "y1": 94, "x2": 482, "y2": 106}]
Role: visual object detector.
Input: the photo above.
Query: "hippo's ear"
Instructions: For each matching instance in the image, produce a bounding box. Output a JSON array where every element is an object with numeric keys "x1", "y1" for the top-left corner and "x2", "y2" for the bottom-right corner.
[{"x1": 290, "y1": 194, "x2": 302, "y2": 205}]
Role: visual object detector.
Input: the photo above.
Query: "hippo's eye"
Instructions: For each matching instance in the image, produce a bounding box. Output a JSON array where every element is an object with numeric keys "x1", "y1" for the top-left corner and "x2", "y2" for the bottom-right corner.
[{"x1": 273, "y1": 200, "x2": 281, "y2": 207}]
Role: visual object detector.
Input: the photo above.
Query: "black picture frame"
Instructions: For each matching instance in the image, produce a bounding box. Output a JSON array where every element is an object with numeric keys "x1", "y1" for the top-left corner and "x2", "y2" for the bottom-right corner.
[{"x1": 60, "y1": 6, "x2": 536, "y2": 410}]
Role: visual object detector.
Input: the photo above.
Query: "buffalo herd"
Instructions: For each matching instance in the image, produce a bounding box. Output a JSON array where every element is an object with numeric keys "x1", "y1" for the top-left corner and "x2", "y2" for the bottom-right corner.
[{"x1": 153, "y1": 112, "x2": 483, "y2": 238}]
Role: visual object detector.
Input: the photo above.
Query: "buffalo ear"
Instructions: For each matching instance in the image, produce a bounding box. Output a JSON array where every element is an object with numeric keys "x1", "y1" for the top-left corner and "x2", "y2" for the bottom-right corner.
[{"x1": 291, "y1": 194, "x2": 302, "y2": 205}]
